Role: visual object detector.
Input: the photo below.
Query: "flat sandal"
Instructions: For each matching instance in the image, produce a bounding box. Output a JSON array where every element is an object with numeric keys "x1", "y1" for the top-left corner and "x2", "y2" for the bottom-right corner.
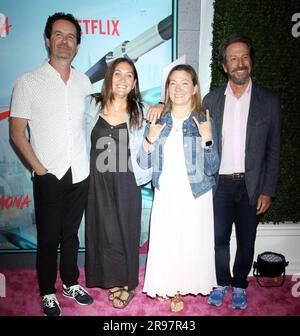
[
  {"x1": 108, "y1": 288, "x2": 123, "y2": 301},
  {"x1": 170, "y1": 294, "x2": 184, "y2": 313},
  {"x1": 112, "y1": 289, "x2": 135, "y2": 309}
]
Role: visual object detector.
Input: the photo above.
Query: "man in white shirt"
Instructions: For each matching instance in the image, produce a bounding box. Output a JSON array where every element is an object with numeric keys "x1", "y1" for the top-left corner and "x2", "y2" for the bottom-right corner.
[
  {"x1": 10, "y1": 12, "x2": 93, "y2": 316},
  {"x1": 203, "y1": 35, "x2": 281, "y2": 309}
]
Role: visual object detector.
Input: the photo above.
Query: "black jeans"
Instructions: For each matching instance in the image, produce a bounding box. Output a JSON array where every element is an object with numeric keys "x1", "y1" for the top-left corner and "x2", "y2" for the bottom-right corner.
[
  {"x1": 213, "y1": 176, "x2": 259, "y2": 289},
  {"x1": 33, "y1": 168, "x2": 89, "y2": 296}
]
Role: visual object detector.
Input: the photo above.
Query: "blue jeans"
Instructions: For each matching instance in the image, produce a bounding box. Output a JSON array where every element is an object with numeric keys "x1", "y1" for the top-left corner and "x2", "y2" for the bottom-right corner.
[{"x1": 213, "y1": 176, "x2": 259, "y2": 289}]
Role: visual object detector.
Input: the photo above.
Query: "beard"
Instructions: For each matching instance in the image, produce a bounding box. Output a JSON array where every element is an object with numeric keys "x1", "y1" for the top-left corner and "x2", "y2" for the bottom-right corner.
[{"x1": 227, "y1": 66, "x2": 250, "y2": 85}]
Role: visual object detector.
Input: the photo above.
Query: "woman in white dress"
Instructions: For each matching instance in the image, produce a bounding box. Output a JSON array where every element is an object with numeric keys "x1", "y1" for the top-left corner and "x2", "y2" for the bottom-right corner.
[{"x1": 137, "y1": 64, "x2": 220, "y2": 312}]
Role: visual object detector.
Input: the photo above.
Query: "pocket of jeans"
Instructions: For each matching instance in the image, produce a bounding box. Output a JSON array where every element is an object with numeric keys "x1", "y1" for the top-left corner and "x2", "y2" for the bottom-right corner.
[{"x1": 34, "y1": 172, "x2": 56, "y2": 181}]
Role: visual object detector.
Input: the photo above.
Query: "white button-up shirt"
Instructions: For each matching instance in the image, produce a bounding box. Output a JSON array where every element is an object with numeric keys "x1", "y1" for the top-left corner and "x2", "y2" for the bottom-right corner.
[
  {"x1": 219, "y1": 79, "x2": 252, "y2": 174},
  {"x1": 10, "y1": 61, "x2": 93, "y2": 183}
]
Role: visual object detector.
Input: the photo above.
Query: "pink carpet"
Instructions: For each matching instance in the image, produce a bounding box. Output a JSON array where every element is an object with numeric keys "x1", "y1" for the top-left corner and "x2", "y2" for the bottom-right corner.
[{"x1": 0, "y1": 267, "x2": 299, "y2": 316}]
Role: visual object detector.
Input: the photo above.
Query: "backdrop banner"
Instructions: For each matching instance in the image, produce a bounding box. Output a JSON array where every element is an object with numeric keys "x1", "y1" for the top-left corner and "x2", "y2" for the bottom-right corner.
[{"x1": 0, "y1": 0, "x2": 176, "y2": 251}]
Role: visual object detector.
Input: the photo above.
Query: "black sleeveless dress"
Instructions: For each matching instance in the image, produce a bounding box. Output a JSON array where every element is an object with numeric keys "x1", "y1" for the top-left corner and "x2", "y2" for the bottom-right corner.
[{"x1": 85, "y1": 116, "x2": 141, "y2": 291}]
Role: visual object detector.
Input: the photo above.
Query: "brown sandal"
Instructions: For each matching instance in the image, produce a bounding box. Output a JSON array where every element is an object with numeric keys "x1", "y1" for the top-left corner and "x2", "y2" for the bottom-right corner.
[
  {"x1": 170, "y1": 294, "x2": 184, "y2": 313},
  {"x1": 155, "y1": 295, "x2": 166, "y2": 302},
  {"x1": 112, "y1": 289, "x2": 135, "y2": 309},
  {"x1": 108, "y1": 287, "x2": 123, "y2": 301}
]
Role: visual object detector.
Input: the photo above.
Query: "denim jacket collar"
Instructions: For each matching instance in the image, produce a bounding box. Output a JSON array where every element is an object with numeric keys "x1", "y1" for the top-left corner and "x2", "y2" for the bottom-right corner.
[{"x1": 160, "y1": 110, "x2": 200, "y2": 132}]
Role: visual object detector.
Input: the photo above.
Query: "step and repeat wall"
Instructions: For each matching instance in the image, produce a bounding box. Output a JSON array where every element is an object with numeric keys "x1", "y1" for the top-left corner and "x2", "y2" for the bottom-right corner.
[{"x1": 0, "y1": 0, "x2": 177, "y2": 251}]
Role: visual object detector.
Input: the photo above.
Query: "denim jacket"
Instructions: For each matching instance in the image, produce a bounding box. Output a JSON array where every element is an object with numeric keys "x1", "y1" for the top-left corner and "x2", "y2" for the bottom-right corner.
[
  {"x1": 84, "y1": 95, "x2": 152, "y2": 186},
  {"x1": 137, "y1": 111, "x2": 220, "y2": 198}
]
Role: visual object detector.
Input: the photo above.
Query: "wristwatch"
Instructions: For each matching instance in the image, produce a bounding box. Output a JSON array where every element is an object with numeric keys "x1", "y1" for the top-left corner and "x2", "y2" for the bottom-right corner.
[{"x1": 205, "y1": 140, "x2": 213, "y2": 147}]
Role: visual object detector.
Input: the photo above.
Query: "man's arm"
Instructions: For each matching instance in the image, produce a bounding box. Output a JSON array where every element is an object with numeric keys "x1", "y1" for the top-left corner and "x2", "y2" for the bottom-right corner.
[
  {"x1": 262, "y1": 94, "x2": 282, "y2": 197},
  {"x1": 257, "y1": 93, "x2": 282, "y2": 214},
  {"x1": 10, "y1": 117, "x2": 47, "y2": 176}
]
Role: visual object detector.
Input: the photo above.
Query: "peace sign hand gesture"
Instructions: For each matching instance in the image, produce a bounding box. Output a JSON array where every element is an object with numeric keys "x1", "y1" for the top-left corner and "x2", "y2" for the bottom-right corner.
[{"x1": 192, "y1": 109, "x2": 212, "y2": 143}]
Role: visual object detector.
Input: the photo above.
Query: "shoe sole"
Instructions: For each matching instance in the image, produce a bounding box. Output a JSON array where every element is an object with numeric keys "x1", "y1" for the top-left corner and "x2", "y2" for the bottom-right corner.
[
  {"x1": 63, "y1": 292, "x2": 93, "y2": 305},
  {"x1": 208, "y1": 301, "x2": 222, "y2": 307},
  {"x1": 44, "y1": 313, "x2": 62, "y2": 316},
  {"x1": 208, "y1": 295, "x2": 227, "y2": 307},
  {"x1": 232, "y1": 305, "x2": 247, "y2": 309}
]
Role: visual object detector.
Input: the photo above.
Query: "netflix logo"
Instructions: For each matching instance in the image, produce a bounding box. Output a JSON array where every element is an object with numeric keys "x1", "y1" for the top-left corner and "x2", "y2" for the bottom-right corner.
[
  {"x1": 78, "y1": 19, "x2": 120, "y2": 36},
  {"x1": 0, "y1": 13, "x2": 12, "y2": 37}
]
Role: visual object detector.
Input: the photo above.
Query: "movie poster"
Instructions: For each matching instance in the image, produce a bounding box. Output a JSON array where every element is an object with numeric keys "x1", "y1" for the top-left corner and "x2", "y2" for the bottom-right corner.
[{"x1": 0, "y1": 0, "x2": 177, "y2": 251}]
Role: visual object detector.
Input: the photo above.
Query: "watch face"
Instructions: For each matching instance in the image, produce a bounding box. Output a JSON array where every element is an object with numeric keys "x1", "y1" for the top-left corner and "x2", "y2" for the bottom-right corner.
[{"x1": 205, "y1": 140, "x2": 212, "y2": 147}]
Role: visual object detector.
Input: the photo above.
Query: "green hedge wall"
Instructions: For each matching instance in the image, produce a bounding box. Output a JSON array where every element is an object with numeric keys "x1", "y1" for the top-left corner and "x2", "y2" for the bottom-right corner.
[{"x1": 210, "y1": 0, "x2": 300, "y2": 223}]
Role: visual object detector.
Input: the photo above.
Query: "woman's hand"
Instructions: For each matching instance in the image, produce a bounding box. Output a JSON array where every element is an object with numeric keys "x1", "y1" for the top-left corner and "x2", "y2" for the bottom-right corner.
[
  {"x1": 193, "y1": 109, "x2": 212, "y2": 142},
  {"x1": 147, "y1": 111, "x2": 166, "y2": 143},
  {"x1": 143, "y1": 112, "x2": 166, "y2": 151},
  {"x1": 145, "y1": 103, "x2": 164, "y2": 121}
]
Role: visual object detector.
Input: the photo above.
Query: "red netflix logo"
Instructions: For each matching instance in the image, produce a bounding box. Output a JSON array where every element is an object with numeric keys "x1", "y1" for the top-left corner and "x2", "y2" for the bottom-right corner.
[
  {"x1": 0, "y1": 13, "x2": 11, "y2": 37},
  {"x1": 78, "y1": 19, "x2": 120, "y2": 36}
]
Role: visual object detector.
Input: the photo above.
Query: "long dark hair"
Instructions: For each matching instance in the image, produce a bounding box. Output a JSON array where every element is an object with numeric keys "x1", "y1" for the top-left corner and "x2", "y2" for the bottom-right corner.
[
  {"x1": 163, "y1": 64, "x2": 202, "y2": 116},
  {"x1": 92, "y1": 57, "x2": 144, "y2": 130}
]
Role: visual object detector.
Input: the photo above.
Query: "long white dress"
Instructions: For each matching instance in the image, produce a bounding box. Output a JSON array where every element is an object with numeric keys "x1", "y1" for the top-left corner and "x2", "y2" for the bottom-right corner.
[{"x1": 143, "y1": 115, "x2": 217, "y2": 298}]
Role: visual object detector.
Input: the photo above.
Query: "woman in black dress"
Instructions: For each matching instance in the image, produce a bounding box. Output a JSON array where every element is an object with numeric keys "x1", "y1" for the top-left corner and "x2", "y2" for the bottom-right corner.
[{"x1": 85, "y1": 58, "x2": 151, "y2": 308}]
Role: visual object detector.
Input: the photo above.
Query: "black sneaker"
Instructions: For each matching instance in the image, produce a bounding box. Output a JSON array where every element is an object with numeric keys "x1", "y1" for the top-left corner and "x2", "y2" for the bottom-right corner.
[
  {"x1": 63, "y1": 284, "x2": 93, "y2": 305},
  {"x1": 42, "y1": 294, "x2": 61, "y2": 316}
]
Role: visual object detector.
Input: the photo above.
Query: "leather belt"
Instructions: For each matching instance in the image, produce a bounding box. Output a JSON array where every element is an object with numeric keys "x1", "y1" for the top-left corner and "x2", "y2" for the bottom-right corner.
[{"x1": 219, "y1": 173, "x2": 245, "y2": 180}]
